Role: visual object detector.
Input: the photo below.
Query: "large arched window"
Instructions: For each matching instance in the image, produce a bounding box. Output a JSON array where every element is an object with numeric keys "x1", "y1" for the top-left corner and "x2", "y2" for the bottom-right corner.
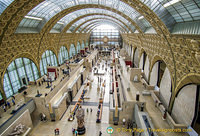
[
  {"x1": 81, "y1": 41, "x2": 85, "y2": 49},
  {"x1": 86, "y1": 40, "x2": 89, "y2": 47},
  {"x1": 58, "y1": 46, "x2": 69, "y2": 65},
  {"x1": 89, "y1": 25, "x2": 121, "y2": 47},
  {"x1": 0, "y1": 93, "x2": 3, "y2": 100},
  {"x1": 77, "y1": 42, "x2": 81, "y2": 53},
  {"x1": 69, "y1": 44, "x2": 76, "y2": 58},
  {"x1": 3, "y1": 58, "x2": 39, "y2": 98},
  {"x1": 40, "y1": 50, "x2": 58, "y2": 76}
]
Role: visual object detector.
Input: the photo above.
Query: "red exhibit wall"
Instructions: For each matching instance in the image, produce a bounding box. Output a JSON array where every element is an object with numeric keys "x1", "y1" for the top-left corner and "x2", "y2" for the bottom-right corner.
[
  {"x1": 112, "y1": 82, "x2": 119, "y2": 92},
  {"x1": 47, "y1": 68, "x2": 57, "y2": 78},
  {"x1": 125, "y1": 61, "x2": 132, "y2": 66},
  {"x1": 80, "y1": 49, "x2": 85, "y2": 55}
]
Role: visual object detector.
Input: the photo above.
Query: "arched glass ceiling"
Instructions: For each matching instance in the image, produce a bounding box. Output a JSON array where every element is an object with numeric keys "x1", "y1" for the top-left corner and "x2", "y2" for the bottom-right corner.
[
  {"x1": 82, "y1": 20, "x2": 125, "y2": 33},
  {"x1": 50, "y1": 8, "x2": 135, "y2": 32},
  {"x1": 18, "y1": 0, "x2": 151, "y2": 32},
  {"x1": 66, "y1": 15, "x2": 131, "y2": 33},
  {"x1": 1, "y1": 0, "x2": 199, "y2": 33},
  {"x1": 87, "y1": 23, "x2": 121, "y2": 33},
  {"x1": 78, "y1": 19, "x2": 126, "y2": 33},
  {"x1": 76, "y1": 19, "x2": 128, "y2": 33},
  {"x1": 83, "y1": 21, "x2": 125, "y2": 33},
  {"x1": 94, "y1": 24, "x2": 118, "y2": 30},
  {"x1": 85, "y1": 21, "x2": 125, "y2": 33},
  {"x1": 77, "y1": 18, "x2": 133, "y2": 33},
  {"x1": 139, "y1": 0, "x2": 200, "y2": 31},
  {"x1": 25, "y1": 0, "x2": 140, "y2": 21}
]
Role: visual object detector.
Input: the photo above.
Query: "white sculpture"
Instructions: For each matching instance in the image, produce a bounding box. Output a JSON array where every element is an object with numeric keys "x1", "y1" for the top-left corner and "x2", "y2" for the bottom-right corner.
[{"x1": 9, "y1": 123, "x2": 26, "y2": 136}]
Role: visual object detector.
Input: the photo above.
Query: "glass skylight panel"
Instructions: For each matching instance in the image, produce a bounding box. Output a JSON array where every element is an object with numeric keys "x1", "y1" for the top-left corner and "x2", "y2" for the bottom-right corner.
[
  {"x1": 90, "y1": 0, "x2": 98, "y2": 4},
  {"x1": 78, "y1": 0, "x2": 87, "y2": 4},
  {"x1": 29, "y1": 20, "x2": 36, "y2": 27},
  {"x1": 0, "y1": 0, "x2": 14, "y2": 15},
  {"x1": 163, "y1": 0, "x2": 181, "y2": 8},
  {"x1": 105, "y1": 0, "x2": 113, "y2": 7},
  {"x1": 53, "y1": 8, "x2": 132, "y2": 31}
]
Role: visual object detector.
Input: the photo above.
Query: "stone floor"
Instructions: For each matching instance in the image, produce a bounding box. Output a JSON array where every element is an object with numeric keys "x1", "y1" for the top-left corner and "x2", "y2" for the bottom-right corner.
[{"x1": 28, "y1": 54, "x2": 188, "y2": 136}]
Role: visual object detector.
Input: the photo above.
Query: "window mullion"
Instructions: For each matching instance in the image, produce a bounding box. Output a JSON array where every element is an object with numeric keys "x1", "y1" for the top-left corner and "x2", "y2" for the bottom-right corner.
[
  {"x1": 22, "y1": 58, "x2": 30, "y2": 83},
  {"x1": 14, "y1": 60, "x2": 22, "y2": 86},
  {"x1": 6, "y1": 70, "x2": 14, "y2": 95}
]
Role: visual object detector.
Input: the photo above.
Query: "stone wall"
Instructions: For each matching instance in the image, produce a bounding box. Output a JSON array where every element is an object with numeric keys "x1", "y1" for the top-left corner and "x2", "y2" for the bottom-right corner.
[
  {"x1": 171, "y1": 84, "x2": 197, "y2": 125},
  {"x1": 144, "y1": 56, "x2": 150, "y2": 81},
  {"x1": 149, "y1": 62, "x2": 159, "y2": 86},
  {"x1": 134, "y1": 48, "x2": 139, "y2": 67},
  {"x1": 139, "y1": 53, "x2": 143, "y2": 69},
  {"x1": 122, "y1": 33, "x2": 200, "y2": 112},
  {"x1": 159, "y1": 68, "x2": 172, "y2": 108}
]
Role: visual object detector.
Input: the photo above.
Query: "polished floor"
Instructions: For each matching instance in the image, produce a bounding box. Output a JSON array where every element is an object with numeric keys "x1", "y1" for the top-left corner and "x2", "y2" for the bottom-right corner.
[{"x1": 28, "y1": 54, "x2": 187, "y2": 136}]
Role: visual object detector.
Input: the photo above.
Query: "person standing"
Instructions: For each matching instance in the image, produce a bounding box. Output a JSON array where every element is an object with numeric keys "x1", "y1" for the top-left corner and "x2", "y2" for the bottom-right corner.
[
  {"x1": 75, "y1": 130, "x2": 78, "y2": 136},
  {"x1": 99, "y1": 131, "x2": 102, "y2": 136},
  {"x1": 123, "y1": 118, "x2": 126, "y2": 127},
  {"x1": 72, "y1": 128, "x2": 75, "y2": 134},
  {"x1": 56, "y1": 128, "x2": 59, "y2": 135},
  {"x1": 141, "y1": 103, "x2": 144, "y2": 112},
  {"x1": 11, "y1": 98, "x2": 15, "y2": 105},
  {"x1": 3, "y1": 105, "x2": 6, "y2": 112},
  {"x1": 7, "y1": 101, "x2": 11, "y2": 108}
]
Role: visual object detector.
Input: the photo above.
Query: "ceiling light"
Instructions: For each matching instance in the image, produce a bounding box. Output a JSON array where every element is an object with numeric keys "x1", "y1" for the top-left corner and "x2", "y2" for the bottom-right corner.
[
  {"x1": 163, "y1": 0, "x2": 181, "y2": 8},
  {"x1": 24, "y1": 16, "x2": 43, "y2": 21},
  {"x1": 138, "y1": 16, "x2": 144, "y2": 20},
  {"x1": 57, "y1": 21, "x2": 64, "y2": 25}
]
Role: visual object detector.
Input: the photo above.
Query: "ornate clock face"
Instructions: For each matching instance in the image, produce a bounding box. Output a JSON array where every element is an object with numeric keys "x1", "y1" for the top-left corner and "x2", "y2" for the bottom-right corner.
[{"x1": 103, "y1": 36, "x2": 109, "y2": 43}]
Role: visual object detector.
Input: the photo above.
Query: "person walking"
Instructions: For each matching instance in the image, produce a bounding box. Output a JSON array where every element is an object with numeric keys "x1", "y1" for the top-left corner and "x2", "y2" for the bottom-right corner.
[
  {"x1": 3, "y1": 105, "x2": 6, "y2": 112},
  {"x1": 123, "y1": 118, "x2": 126, "y2": 127},
  {"x1": 75, "y1": 130, "x2": 78, "y2": 136}
]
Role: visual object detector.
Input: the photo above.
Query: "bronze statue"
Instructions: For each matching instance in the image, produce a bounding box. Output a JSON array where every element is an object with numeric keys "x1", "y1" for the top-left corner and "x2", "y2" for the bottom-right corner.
[{"x1": 76, "y1": 106, "x2": 86, "y2": 135}]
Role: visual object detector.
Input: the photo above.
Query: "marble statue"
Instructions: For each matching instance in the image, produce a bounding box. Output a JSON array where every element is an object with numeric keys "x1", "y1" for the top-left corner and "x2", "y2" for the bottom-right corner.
[{"x1": 9, "y1": 123, "x2": 26, "y2": 136}]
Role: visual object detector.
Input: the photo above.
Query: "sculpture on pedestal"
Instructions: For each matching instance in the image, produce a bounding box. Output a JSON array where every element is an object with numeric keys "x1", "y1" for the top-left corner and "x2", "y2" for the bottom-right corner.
[
  {"x1": 9, "y1": 123, "x2": 26, "y2": 136},
  {"x1": 76, "y1": 106, "x2": 86, "y2": 135}
]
